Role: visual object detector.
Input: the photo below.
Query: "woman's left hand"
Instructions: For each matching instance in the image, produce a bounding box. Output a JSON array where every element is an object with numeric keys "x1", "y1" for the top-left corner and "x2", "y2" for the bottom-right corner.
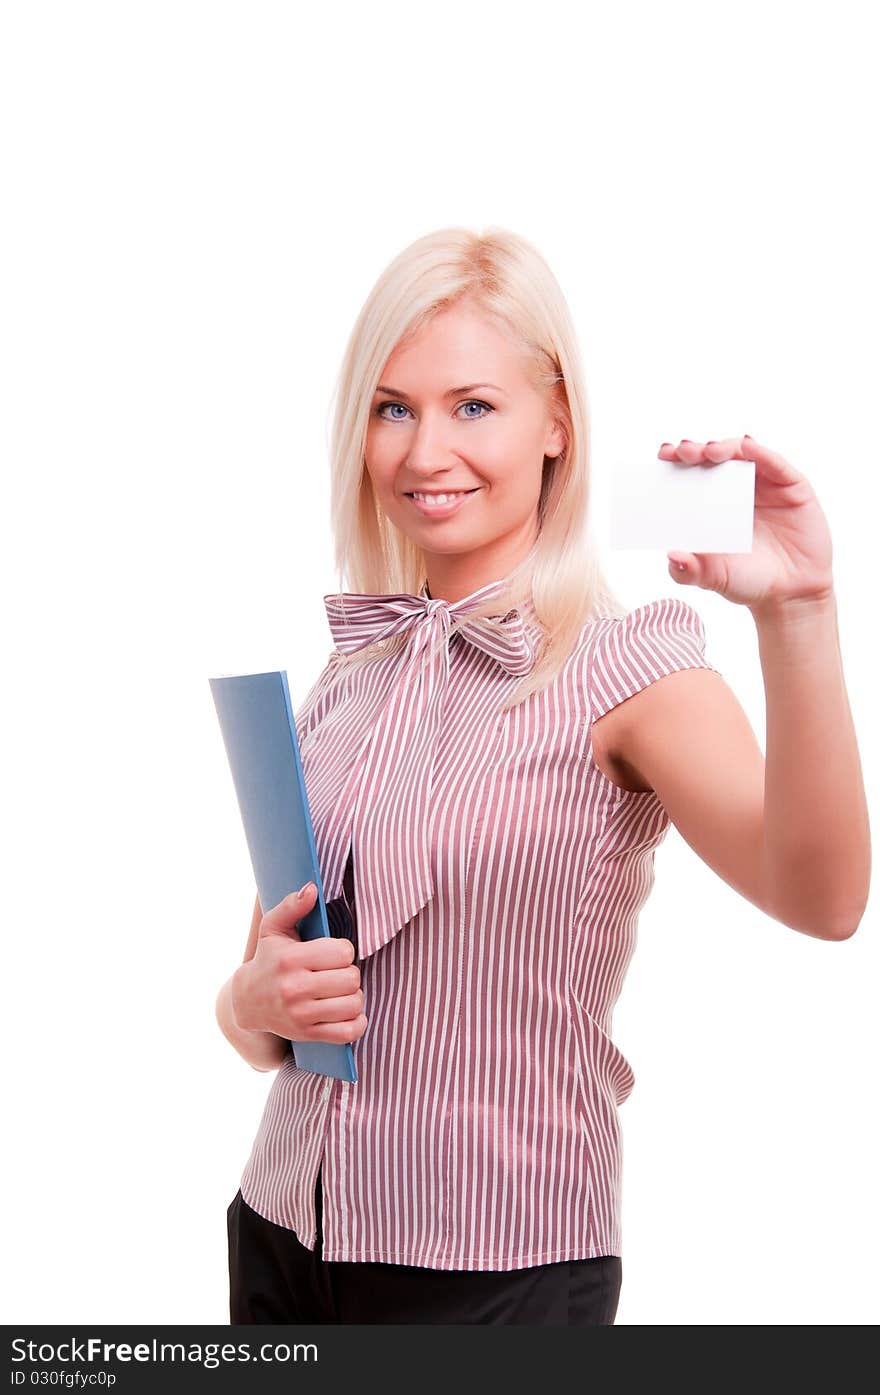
[{"x1": 659, "y1": 435, "x2": 834, "y2": 613}]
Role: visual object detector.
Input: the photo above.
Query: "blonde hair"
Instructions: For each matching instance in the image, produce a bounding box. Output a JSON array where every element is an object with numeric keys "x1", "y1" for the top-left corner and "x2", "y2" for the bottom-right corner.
[{"x1": 322, "y1": 224, "x2": 628, "y2": 712}]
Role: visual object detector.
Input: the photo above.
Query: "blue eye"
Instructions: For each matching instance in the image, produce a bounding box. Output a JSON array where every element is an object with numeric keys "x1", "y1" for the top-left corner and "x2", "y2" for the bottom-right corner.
[
  {"x1": 375, "y1": 402, "x2": 409, "y2": 421},
  {"x1": 375, "y1": 399, "x2": 493, "y2": 421}
]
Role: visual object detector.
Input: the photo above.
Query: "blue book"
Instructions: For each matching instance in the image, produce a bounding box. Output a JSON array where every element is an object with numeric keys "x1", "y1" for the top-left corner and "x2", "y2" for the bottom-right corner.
[{"x1": 208, "y1": 669, "x2": 357, "y2": 1083}]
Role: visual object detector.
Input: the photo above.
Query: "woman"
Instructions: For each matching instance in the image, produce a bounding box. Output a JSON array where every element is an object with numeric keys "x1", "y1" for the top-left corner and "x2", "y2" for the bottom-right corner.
[{"x1": 216, "y1": 226, "x2": 870, "y2": 1325}]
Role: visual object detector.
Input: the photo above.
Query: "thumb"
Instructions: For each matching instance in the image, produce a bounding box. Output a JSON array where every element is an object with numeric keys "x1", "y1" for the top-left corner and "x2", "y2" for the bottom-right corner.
[
  {"x1": 259, "y1": 882, "x2": 318, "y2": 940},
  {"x1": 667, "y1": 552, "x2": 697, "y2": 584}
]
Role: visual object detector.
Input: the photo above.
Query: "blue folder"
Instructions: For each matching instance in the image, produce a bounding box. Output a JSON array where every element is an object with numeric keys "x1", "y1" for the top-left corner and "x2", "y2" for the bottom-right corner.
[{"x1": 208, "y1": 669, "x2": 357, "y2": 1083}]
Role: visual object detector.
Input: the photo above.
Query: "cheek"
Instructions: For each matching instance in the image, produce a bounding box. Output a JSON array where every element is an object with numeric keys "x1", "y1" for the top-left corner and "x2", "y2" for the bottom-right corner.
[
  {"x1": 479, "y1": 426, "x2": 539, "y2": 479},
  {"x1": 363, "y1": 448, "x2": 393, "y2": 492},
  {"x1": 365, "y1": 437, "x2": 399, "y2": 485}
]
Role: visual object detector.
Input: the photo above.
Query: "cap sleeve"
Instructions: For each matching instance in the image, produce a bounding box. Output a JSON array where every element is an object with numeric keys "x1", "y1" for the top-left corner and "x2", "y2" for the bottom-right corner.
[{"x1": 589, "y1": 597, "x2": 720, "y2": 722}]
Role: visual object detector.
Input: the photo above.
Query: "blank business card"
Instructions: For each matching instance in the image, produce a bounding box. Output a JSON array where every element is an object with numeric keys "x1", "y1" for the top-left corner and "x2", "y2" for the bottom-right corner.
[{"x1": 610, "y1": 456, "x2": 756, "y2": 553}]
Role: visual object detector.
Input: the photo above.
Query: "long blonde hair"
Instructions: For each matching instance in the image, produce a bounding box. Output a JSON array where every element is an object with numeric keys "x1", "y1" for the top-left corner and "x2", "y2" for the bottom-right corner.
[{"x1": 322, "y1": 225, "x2": 627, "y2": 712}]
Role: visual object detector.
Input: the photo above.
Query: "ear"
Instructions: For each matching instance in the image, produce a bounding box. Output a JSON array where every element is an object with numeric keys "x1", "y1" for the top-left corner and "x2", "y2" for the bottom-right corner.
[{"x1": 544, "y1": 418, "x2": 566, "y2": 460}]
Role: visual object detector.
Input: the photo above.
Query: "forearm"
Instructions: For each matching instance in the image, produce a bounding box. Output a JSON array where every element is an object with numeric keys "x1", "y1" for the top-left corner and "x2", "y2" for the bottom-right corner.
[
  {"x1": 753, "y1": 589, "x2": 871, "y2": 937},
  {"x1": 215, "y1": 972, "x2": 291, "y2": 1073}
]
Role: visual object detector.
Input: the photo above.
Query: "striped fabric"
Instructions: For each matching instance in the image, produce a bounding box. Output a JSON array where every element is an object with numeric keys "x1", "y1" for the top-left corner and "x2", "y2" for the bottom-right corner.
[
  {"x1": 237, "y1": 579, "x2": 720, "y2": 1270},
  {"x1": 317, "y1": 584, "x2": 537, "y2": 960}
]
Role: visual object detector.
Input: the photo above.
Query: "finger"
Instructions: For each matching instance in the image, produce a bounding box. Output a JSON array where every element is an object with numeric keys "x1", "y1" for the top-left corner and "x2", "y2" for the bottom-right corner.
[
  {"x1": 658, "y1": 439, "x2": 705, "y2": 464},
  {"x1": 261, "y1": 882, "x2": 318, "y2": 936},
  {"x1": 659, "y1": 438, "x2": 740, "y2": 465},
  {"x1": 306, "y1": 994, "x2": 366, "y2": 1025},
  {"x1": 308, "y1": 966, "x2": 362, "y2": 1000},
  {"x1": 667, "y1": 551, "x2": 697, "y2": 579},
  {"x1": 307, "y1": 936, "x2": 358, "y2": 970},
  {"x1": 738, "y1": 434, "x2": 805, "y2": 484},
  {"x1": 703, "y1": 436, "x2": 749, "y2": 462},
  {"x1": 307, "y1": 1014, "x2": 368, "y2": 1045},
  {"x1": 660, "y1": 435, "x2": 805, "y2": 486}
]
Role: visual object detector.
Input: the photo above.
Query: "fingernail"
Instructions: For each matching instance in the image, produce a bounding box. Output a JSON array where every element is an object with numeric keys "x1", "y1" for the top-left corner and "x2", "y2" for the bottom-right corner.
[
  {"x1": 743, "y1": 433, "x2": 753, "y2": 440},
  {"x1": 298, "y1": 882, "x2": 316, "y2": 897},
  {"x1": 681, "y1": 438, "x2": 693, "y2": 443},
  {"x1": 705, "y1": 439, "x2": 718, "y2": 447}
]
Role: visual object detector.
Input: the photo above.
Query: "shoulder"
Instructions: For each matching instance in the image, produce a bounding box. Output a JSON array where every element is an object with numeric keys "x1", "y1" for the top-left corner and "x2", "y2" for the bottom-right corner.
[
  {"x1": 587, "y1": 595, "x2": 719, "y2": 722},
  {"x1": 587, "y1": 597, "x2": 725, "y2": 787},
  {"x1": 591, "y1": 595, "x2": 709, "y2": 654}
]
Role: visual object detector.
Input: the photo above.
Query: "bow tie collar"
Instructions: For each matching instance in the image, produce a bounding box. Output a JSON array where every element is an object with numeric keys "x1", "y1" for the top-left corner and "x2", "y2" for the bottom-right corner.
[
  {"x1": 324, "y1": 576, "x2": 536, "y2": 678},
  {"x1": 316, "y1": 577, "x2": 540, "y2": 959}
]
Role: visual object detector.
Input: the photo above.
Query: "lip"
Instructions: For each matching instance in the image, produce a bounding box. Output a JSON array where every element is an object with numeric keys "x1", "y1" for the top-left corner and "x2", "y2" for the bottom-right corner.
[{"x1": 404, "y1": 488, "x2": 480, "y2": 519}]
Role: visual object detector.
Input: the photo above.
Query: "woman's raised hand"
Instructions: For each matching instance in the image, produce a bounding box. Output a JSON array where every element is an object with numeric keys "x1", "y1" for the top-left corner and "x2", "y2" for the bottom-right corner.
[
  {"x1": 660, "y1": 435, "x2": 834, "y2": 618},
  {"x1": 231, "y1": 884, "x2": 368, "y2": 1045}
]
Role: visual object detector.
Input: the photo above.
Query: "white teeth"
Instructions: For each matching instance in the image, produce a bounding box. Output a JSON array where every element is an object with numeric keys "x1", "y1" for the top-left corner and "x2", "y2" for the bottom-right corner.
[{"x1": 411, "y1": 491, "x2": 469, "y2": 505}]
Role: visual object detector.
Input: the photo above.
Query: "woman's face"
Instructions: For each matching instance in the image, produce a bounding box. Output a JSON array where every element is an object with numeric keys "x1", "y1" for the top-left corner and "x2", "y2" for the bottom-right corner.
[{"x1": 364, "y1": 300, "x2": 565, "y2": 592}]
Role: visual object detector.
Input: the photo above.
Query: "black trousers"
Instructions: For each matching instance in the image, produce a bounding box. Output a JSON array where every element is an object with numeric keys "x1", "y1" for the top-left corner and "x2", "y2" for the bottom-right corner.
[{"x1": 227, "y1": 1165, "x2": 622, "y2": 1325}]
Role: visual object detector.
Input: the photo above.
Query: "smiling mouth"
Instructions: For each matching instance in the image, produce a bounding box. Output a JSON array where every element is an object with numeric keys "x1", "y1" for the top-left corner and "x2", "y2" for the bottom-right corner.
[
  {"x1": 403, "y1": 488, "x2": 482, "y2": 517},
  {"x1": 404, "y1": 489, "x2": 480, "y2": 499}
]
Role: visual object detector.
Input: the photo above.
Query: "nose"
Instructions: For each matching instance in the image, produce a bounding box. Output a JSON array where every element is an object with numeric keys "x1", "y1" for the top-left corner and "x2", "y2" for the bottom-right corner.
[{"x1": 401, "y1": 410, "x2": 461, "y2": 470}]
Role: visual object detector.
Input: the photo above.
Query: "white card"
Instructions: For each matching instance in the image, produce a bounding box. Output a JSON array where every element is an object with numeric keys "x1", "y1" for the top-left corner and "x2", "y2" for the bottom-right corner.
[{"x1": 610, "y1": 457, "x2": 756, "y2": 553}]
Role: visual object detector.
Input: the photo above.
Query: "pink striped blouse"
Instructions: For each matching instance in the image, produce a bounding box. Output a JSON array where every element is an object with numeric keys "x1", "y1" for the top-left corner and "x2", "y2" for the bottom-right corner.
[{"x1": 237, "y1": 575, "x2": 720, "y2": 1269}]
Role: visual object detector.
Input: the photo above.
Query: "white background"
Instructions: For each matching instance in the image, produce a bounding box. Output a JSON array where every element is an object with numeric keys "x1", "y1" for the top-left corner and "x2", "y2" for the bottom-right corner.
[{"x1": 2, "y1": 0, "x2": 877, "y2": 1326}]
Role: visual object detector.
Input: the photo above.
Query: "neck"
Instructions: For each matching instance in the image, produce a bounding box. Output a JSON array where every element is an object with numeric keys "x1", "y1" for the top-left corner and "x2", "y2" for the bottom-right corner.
[{"x1": 422, "y1": 526, "x2": 539, "y2": 605}]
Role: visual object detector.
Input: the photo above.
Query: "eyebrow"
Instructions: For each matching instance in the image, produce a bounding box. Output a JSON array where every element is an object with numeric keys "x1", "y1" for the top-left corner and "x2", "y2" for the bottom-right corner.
[{"x1": 374, "y1": 382, "x2": 508, "y2": 401}]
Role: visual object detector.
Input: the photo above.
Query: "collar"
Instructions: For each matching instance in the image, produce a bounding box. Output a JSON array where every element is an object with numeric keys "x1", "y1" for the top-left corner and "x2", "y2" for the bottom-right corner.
[
  {"x1": 317, "y1": 576, "x2": 541, "y2": 959},
  {"x1": 324, "y1": 575, "x2": 539, "y2": 678}
]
